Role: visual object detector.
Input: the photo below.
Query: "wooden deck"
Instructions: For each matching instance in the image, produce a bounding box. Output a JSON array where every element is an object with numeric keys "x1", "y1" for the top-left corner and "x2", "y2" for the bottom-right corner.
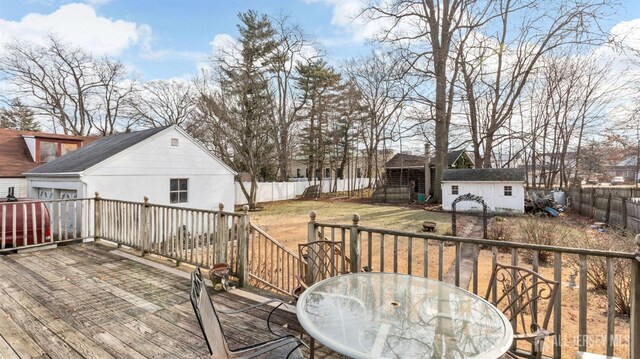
[{"x1": 0, "y1": 243, "x2": 337, "y2": 359}]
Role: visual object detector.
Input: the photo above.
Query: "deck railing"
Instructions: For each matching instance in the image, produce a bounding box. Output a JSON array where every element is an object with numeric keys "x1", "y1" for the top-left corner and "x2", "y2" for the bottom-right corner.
[
  {"x1": 248, "y1": 223, "x2": 302, "y2": 295},
  {"x1": 3, "y1": 193, "x2": 638, "y2": 357},
  {"x1": 95, "y1": 194, "x2": 248, "y2": 282},
  {"x1": 308, "y1": 211, "x2": 640, "y2": 359},
  {"x1": 0, "y1": 197, "x2": 94, "y2": 253}
]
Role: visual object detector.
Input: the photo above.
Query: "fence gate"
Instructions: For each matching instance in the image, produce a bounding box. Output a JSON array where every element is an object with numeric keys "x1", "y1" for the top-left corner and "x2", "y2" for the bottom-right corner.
[{"x1": 451, "y1": 193, "x2": 488, "y2": 239}]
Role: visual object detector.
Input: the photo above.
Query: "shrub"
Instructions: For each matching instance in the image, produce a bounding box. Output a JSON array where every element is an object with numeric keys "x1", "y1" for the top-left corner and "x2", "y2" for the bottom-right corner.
[
  {"x1": 515, "y1": 217, "x2": 567, "y2": 264},
  {"x1": 566, "y1": 231, "x2": 634, "y2": 316},
  {"x1": 487, "y1": 217, "x2": 512, "y2": 253}
]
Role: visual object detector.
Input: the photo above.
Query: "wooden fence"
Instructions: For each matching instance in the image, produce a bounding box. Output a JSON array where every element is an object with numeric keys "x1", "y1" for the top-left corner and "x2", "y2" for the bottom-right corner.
[{"x1": 569, "y1": 188, "x2": 640, "y2": 234}]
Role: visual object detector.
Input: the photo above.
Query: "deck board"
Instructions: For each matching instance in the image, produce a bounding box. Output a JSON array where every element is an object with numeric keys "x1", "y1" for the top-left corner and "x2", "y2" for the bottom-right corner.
[{"x1": 0, "y1": 243, "x2": 339, "y2": 358}]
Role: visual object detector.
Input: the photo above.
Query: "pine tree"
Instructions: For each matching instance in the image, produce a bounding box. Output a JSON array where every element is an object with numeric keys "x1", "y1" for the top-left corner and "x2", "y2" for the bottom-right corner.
[
  {"x1": 0, "y1": 98, "x2": 41, "y2": 131},
  {"x1": 295, "y1": 59, "x2": 341, "y2": 183}
]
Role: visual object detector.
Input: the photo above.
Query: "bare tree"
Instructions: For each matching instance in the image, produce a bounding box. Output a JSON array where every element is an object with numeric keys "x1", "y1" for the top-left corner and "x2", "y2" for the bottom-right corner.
[
  {"x1": 0, "y1": 36, "x2": 102, "y2": 135},
  {"x1": 92, "y1": 59, "x2": 138, "y2": 135},
  {"x1": 344, "y1": 51, "x2": 411, "y2": 187},
  {"x1": 458, "y1": 0, "x2": 612, "y2": 169},
  {"x1": 363, "y1": 0, "x2": 496, "y2": 202},
  {"x1": 127, "y1": 79, "x2": 197, "y2": 130},
  {"x1": 269, "y1": 14, "x2": 319, "y2": 181}
]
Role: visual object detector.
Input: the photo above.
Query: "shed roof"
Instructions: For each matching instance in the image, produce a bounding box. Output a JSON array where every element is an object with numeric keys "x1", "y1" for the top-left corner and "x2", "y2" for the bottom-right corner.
[
  {"x1": 442, "y1": 168, "x2": 525, "y2": 182},
  {"x1": 385, "y1": 150, "x2": 472, "y2": 169},
  {"x1": 27, "y1": 126, "x2": 168, "y2": 175}
]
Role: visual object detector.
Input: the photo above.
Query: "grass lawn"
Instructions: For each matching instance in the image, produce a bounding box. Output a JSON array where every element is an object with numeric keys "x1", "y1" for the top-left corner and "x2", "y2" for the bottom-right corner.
[{"x1": 249, "y1": 199, "x2": 454, "y2": 242}]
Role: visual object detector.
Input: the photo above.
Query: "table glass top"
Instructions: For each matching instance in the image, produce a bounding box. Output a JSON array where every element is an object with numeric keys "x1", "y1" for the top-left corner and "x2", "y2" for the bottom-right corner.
[{"x1": 296, "y1": 273, "x2": 513, "y2": 359}]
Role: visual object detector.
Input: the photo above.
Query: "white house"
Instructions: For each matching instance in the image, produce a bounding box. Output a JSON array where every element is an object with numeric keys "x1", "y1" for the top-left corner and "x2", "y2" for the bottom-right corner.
[
  {"x1": 442, "y1": 168, "x2": 526, "y2": 213},
  {"x1": 24, "y1": 126, "x2": 236, "y2": 211}
]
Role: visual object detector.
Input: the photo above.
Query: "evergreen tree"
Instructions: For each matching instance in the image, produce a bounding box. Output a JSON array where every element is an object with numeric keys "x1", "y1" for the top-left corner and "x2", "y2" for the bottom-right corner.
[
  {"x1": 295, "y1": 59, "x2": 341, "y2": 183},
  {"x1": 0, "y1": 98, "x2": 41, "y2": 131}
]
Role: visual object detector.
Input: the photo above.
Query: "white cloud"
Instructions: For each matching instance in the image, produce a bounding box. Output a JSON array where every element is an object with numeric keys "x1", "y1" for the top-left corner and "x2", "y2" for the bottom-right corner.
[
  {"x1": 85, "y1": 0, "x2": 112, "y2": 7},
  {"x1": 302, "y1": 0, "x2": 416, "y2": 45},
  {"x1": 0, "y1": 3, "x2": 146, "y2": 56}
]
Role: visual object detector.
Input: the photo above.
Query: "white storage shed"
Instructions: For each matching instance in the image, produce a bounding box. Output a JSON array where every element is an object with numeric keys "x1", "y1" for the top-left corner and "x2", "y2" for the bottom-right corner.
[{"x1": 442, "y1": 168, "x2": 526, "y2": 213}]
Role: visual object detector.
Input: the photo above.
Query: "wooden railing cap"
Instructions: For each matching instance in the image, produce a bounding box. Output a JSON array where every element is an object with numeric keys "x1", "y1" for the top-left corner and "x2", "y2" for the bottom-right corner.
[{"x1": 309, "y1": 211, "x2": 317, "y2": 222}]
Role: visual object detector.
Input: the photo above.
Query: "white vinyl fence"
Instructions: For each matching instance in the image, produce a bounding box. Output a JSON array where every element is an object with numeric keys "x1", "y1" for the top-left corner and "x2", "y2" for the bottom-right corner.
[{"x1": 235, "y1": 178, "x2": 372, "y2": 205}]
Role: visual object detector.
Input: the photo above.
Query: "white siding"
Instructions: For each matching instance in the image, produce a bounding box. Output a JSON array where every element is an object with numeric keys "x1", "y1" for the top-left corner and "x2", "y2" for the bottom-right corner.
[
  {"x1": 26, "y1": 127, "x2": 236, "y2": 212},
  {"x1": 442, "y1": 181, "x2": 524, "y2": 213},
  {"x1": 84, "y1": 127, "x2": 234, "y2": 211},
  {"x1": 0, "y1": 178, "x2": 28, "y2": 198}
]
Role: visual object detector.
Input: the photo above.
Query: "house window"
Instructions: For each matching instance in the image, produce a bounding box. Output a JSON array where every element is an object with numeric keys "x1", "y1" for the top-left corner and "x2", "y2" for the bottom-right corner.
[
  {"x1": 171, "y1": 138, "x2": 179, "y2": 147},
  {"x1": 38, "y1": 140, "x2": 80, "y2": 162},
  {"x1": 356, "y1": 168, "x2": 362, "y2": 178},
  {"x1": 504, "y1": 186, "x2": 512, "y2": 196},
  {"x1": 452, "y1": 185, "x2": 459, "y2": 195},
  {"x1": 39, "y1": 141, "x2": 57, "y2": 162},
  {"x1": 170, "y1": 179, "x2": 188, "y2": 203},
  {"x1": 296, "y1": 169, "x2": 301, "y2": 178},
  {"x1": 325, "y1": 168, "x2": 331, "y2": 178}
]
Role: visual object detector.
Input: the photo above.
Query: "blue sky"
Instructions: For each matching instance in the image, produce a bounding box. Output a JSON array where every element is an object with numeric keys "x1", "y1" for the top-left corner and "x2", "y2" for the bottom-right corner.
[
  {"x1": 0, "y1": 0, "x2": 639, "y2": 81},
  {"x1": 0, "y1": 0, "x2": 373, "y2": 80}
]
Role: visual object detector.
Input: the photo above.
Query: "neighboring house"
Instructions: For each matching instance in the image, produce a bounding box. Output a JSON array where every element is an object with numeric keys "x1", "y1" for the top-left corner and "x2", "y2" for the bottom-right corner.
[
  {"x1": 25, "y1": 126, "x2": 236, "y2": 211},
  {"x1": 383, "y1": 149, "x2": 474, "y2": 196},
  {"x1": 442, "y1": 168, "x2": 526, "y2": 213},
  {"x1": 0, "y1": 129, "x2": 94, "y2": 198},
  {"x1": 607, "y1": 155, "x2": 638, "y2": 182}
]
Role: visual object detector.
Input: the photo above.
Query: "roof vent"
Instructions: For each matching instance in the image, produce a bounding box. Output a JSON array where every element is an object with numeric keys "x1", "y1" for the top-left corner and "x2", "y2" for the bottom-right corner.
[{"x1": 171, "y1": 138, "x2": 179, "y2": 147}]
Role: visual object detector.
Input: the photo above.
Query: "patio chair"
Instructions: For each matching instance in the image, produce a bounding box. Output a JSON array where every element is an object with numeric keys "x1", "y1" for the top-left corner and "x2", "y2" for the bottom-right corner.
[
  {"x1": 292, "y1": 240, "x2": 348, "y2": 358},
  {"x1": 190, "y1": 268, "x2": 304, "y2": 359},
  {"x1": 485, "y1": 263, "x2": 559, "y2": 359},
  {"x1": 292, "y1": 240, "x2": 348, "y2": 299}
]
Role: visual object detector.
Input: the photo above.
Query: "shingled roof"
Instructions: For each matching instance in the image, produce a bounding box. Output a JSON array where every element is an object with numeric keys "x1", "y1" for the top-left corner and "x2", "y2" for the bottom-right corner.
[
  {"x1": 442, "y1": 168, "x2": 525, "y2": 182},
  {"x1": 385, "y1": 150, "x2": 472, "y2": 169},
  {"x1": 0, "y1": 129, "x2": 95, "y2": 178},
  {"x1": 27, "y1": 126, "x2": 168, "y2": 175}
]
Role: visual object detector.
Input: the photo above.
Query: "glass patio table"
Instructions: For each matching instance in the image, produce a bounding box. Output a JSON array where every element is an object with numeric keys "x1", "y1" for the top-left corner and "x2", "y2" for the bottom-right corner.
[{"x1": 296, "y1": 272, "x2": 513, "y2": 359}]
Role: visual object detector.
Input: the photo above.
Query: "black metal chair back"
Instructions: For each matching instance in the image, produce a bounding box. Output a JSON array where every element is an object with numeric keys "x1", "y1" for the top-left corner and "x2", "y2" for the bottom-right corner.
[{"x1": 485, "y1": 263, "x2": 559, "y2": 358}]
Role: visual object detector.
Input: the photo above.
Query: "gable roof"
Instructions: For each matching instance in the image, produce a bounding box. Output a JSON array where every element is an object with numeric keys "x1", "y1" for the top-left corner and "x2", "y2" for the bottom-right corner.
[
  {"x1": 442, "y1": 168, "x2": 525, "y2": 182},
  {"x1": 385, "y1": 150, "x2": 473, "y2": 169},
  {"x1": 0, "y1": 129, "x2": 95, "y2": 178},
  {"x1": 27, "y1": 126, "x2": 168, "y2": 175},
  {"x1": 385, "y1": 153, "x2": 426, "y2": 169}
]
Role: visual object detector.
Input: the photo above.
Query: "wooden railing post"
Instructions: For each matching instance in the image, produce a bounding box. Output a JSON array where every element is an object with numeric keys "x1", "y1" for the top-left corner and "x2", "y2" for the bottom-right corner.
[
  {"x1": 307, "y1": 211, "x2": 317, "y2": 283},
  {"x1": 350, "y1": 213, "x2": 361, "y2": 273},
  {"x1": 590, "y1": 187, "x2": 596, "y2": 218},
  {"x1": 237, "y1": 205, "x2": 250, "y2": 287},
  {"x1": 140, "y1": 196, "x2": 150, "y2": 256},
  {"x1": 215, "y1": 203, "x2": 226, "y2": 264},
  {"x1": 622, "y1": 197, "x2": 628, "y2": 230},
  {"x1": 93, "y1": 192, "x2": 101, "y2": 241},
  {"x1": 631, "y1": 235, "x2": 640, "y2": 359}
]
